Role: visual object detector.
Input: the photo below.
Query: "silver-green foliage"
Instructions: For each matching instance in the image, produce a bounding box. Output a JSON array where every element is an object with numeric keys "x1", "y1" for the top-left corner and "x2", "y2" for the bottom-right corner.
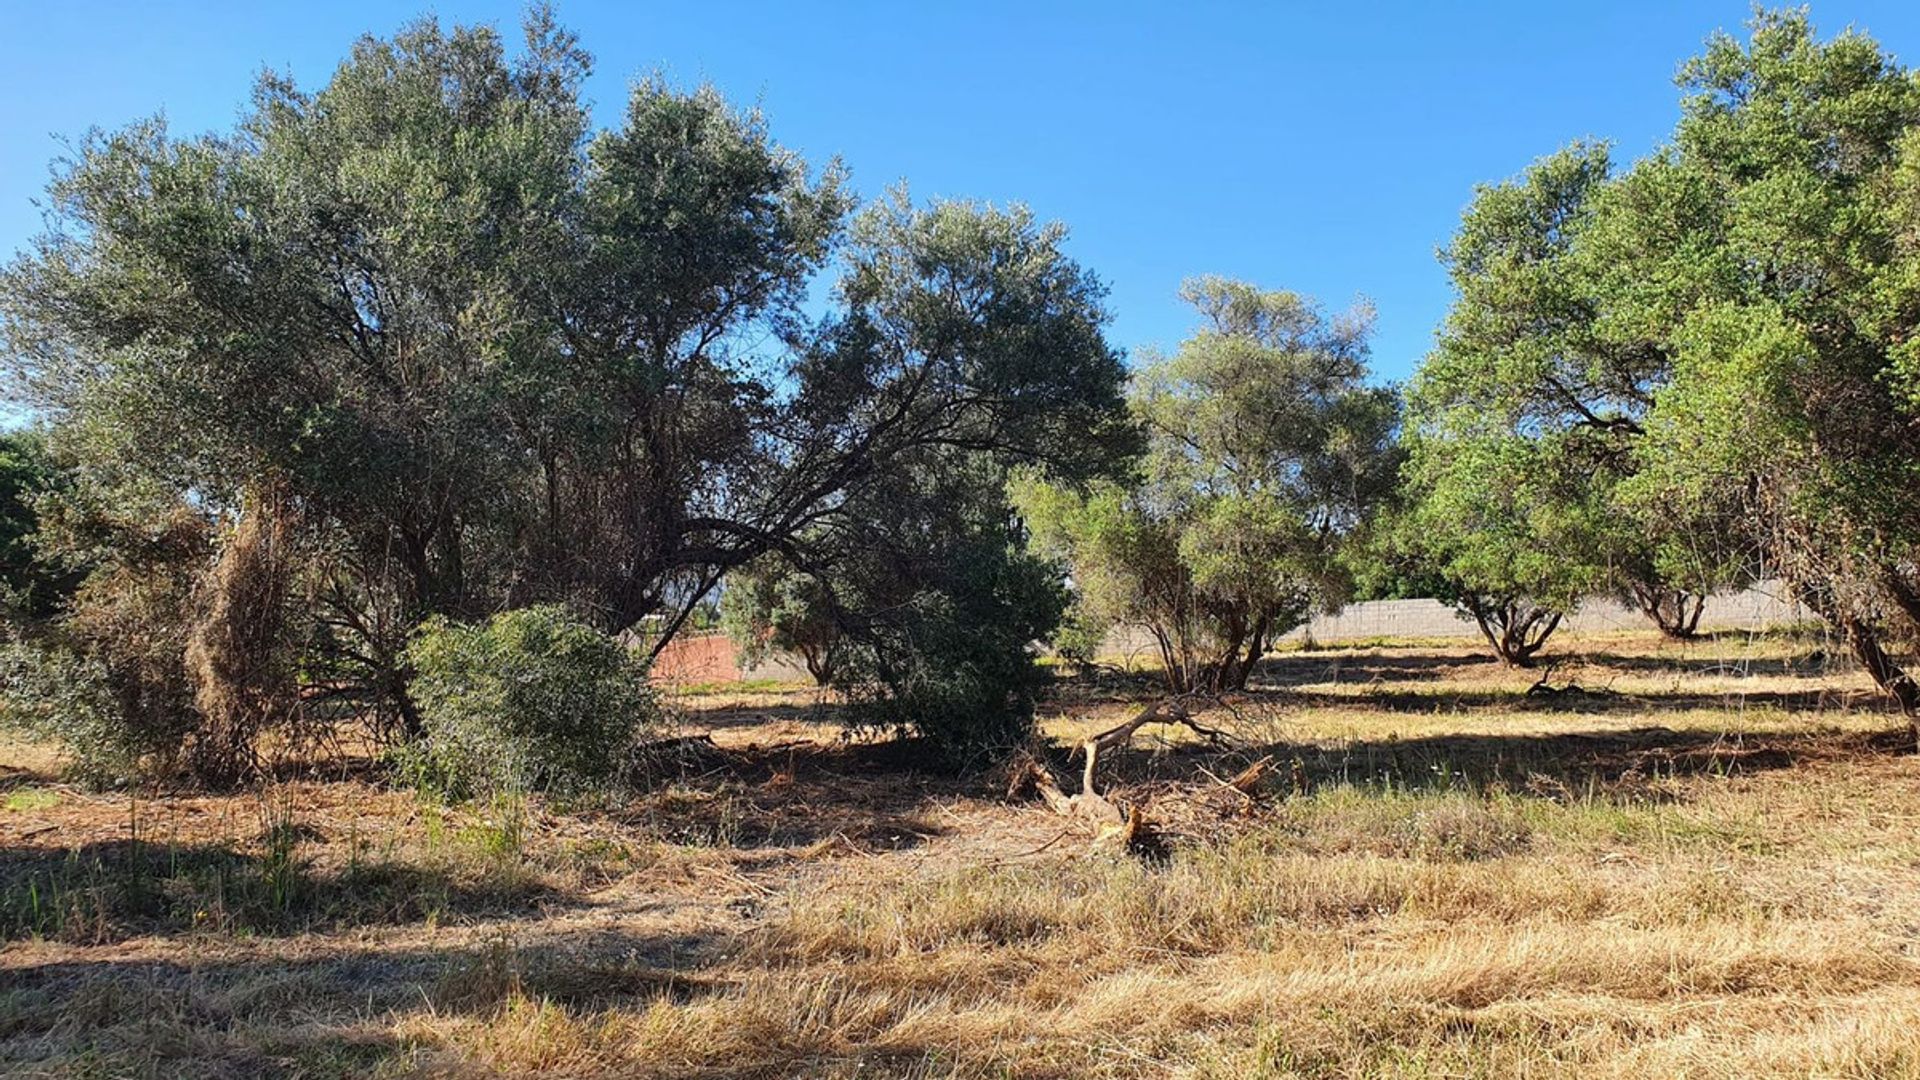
[
  {"x1": 404, "y1": 606, "x2": 656, "y2": 798},
  {"x1": 0, "y1": 638, "x2": 170, "y2": 786},
  {"x1": 1018, "y1": 278, "x2": 1400, "y2": 693},
  {"x1": 0, "y1": 10, "x2": 1132, "y2": 737}
]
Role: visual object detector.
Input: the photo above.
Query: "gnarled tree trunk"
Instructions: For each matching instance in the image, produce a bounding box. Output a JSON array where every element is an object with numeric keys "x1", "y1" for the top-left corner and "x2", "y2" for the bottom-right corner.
[
  {"x1": 1631, "y1": 584, "x2": 1707, "y2": 640},
  {"x1": 1150, "y1": 611, "x2": 1273, "y2": 694},
  {"x1": 1462, "y1": 596, "x2": 1562, "y2": 668},
  {"x1": 1794, "y1": 575, "x2": 1920, "y2": 725}
]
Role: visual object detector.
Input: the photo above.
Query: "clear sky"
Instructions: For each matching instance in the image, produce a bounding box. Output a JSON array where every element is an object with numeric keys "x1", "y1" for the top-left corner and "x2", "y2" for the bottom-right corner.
[{"x1": 6, "y1": 2, "x2": 1920, "y2": 383}]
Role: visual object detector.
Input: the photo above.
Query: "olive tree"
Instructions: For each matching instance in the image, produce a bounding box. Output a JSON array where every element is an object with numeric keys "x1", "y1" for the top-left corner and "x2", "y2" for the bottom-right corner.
[
  {"x1": 0, "y1": 11, "x2": 1133, "y2": 774},
  {"x1": 1020, "y1": 278, "x2": 1399, "y2": 693}
]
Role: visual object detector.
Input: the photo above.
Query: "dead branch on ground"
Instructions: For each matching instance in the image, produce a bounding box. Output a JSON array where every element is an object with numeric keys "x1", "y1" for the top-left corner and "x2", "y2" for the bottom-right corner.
[
  {"x1": 1008, "y1": 697, "x2": 1269, "y2": 853},
  {"x1": 1524, "y1": 662, "x2": 1616, "y2": 700}
]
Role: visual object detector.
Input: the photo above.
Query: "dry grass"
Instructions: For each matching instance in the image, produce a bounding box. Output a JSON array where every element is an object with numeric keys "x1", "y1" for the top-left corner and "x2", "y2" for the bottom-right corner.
[{"x1": 4, "y1": 630, "x2": 1920, "y2": 1077}]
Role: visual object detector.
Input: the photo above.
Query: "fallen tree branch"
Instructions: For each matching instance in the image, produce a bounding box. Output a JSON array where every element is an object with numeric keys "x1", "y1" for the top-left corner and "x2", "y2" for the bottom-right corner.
[
  {"x1": 1524, "y1": 663, "x2": 1614, "y2": 700},
  {"x1": 985, "y1": 827, "x2": 1077, "y2": 867},
  {"x1": 1223, "y1": 754, "x2": 1275, "y2": 794},
  {"x1": 1008, "y1": 697, "x2": 1257, "y2": 835},
  {"x1": 1077, "y1": 697, "x2": 1239, "y2": 800},
  {"x1": 1008, "y1": 755, "x2": 1125, "y2": 823}
]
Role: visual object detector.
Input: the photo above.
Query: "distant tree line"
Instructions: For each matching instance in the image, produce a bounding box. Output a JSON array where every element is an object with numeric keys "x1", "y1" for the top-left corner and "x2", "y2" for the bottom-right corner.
[{"x1": 3, "y1": 7, "x2": 1919, "y2": 790}]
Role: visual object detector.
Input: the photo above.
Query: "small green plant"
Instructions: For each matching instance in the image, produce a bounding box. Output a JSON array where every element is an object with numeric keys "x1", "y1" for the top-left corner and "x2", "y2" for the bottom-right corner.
[
  {"x1": 405, "y1": 606, "x2": 658, "y2": 799},
  {"x1": 459, "y1": 792, "x2": 531, "y2": 870},
  {"x1": 255, "y1": 788, "x2": 310, "y2": 916}
]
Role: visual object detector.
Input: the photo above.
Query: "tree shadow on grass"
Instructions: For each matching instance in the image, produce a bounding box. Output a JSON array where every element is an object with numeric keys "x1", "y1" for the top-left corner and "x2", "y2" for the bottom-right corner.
[
  {"x1": 0, "y1": 762, "x2": 61, "y2": 792},
  {"x1": 1249, "y1": 645, "x2": 1857, "y2": 693},
  {"x1": 1565, "y1": 649, "x2": 1840, "y2": 678},
  {"x1": 0, "y1": 928, "x2": 738, "y2": 1079},
  {"x1": 1253, "y1": 650, "x2": 1501, "y2": 688},
  {"x1": 0, "y1": 837, "x2": 576, "y2": 944},
  {"x1": 682, "y1": 701, "x2": 841, "y2": 733},
  {"x1": 612, "y1": 735, "x2": 976, "y2": 852},
  {"x1": 1256, "y1": 680, "x2": 1892, "y2": 718},
  {"x1": 656, "y1": 659, "x2": 1908, "y2": 841},
  {"x1": 1087, "y1": 716, "x2": 1913, "y2": 803}
]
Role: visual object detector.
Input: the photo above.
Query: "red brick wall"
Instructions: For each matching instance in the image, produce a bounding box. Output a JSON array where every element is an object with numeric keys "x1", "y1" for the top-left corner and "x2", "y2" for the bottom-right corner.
[{"x1": 648, "y1": 632, "x2": 740, "y2": 685}]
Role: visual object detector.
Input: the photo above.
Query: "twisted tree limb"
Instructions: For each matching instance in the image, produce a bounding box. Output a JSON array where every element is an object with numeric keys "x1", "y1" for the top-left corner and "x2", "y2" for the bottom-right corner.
[{"x1": 1010, "y1": 697, "x2": 1244, "y2": 827}]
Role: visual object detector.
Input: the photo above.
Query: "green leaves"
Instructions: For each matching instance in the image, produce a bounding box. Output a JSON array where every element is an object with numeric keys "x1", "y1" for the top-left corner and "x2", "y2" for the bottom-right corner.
[
  {"x1": 1, "y1": 9, "x2": 1136, "y2": 725},
  {"x1": 404, "y1": 606, "x2": 655, "y2": 799},
  {"x1": 1017, "y1": 279, "x2": 1399, "y2": 693},
  {"x1": 1402, "y1": 7, "x2": 1920, "y2": 680},
  {"x1": 719, "y1": 554, "x2": 843, "y2": 685}
]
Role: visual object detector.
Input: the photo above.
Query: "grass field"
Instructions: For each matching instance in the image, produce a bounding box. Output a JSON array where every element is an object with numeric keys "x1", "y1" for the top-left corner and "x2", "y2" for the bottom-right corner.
[{"x1": 4, "y1": 629, "x2": 1920, "y2": 1078}]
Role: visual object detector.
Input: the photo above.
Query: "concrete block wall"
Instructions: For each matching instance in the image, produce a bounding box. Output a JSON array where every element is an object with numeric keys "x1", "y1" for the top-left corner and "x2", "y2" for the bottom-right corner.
[{"x1": 1098, "y1": 581, "x2": 1812, "y2": 657}]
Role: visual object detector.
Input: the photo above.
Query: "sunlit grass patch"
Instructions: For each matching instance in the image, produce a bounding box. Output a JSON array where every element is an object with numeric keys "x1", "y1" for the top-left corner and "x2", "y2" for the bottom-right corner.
[{"x1": 3, "y1": 787, "x2": 58, "y2": 813}]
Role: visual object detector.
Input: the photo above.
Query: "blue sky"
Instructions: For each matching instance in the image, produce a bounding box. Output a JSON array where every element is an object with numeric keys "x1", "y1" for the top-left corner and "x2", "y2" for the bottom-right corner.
[{"x1": 6, "y1": 2, "x2": 1920, "y2": 383}]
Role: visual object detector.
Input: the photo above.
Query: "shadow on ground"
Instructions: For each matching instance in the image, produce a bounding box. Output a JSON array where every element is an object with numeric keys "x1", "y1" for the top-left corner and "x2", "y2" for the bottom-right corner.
[
  {"x1": 1254, "y1": 643, "x2": 1847, "y2": 687},
  {"x1": 615, "y1": 736, "x2": 975, "y2": 851},
  {"x1": 1220, "y1": 647, "x2": 1888, "y2": 717},
  {"x1": 1083, "y1": 716, "x2": 1914, "y2": 801},
  {"x1": 0, "y1": 837, "x2": 572, "y2": 944},
  {"x1": 0, "y1": 927, "x2": 737, "y2": 1079}
]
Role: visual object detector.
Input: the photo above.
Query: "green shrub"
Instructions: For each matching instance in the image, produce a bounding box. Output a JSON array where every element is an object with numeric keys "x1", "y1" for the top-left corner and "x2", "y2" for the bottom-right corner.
[
  {"x1": 0, "y1": 637, "x2": 184, "y2": 786},
  {"x1": 0, "y1": 431, "x2": 85, "y2": 621},
  {"x1": 720, "y1": 554, "x2": 844, "y2": 686},
  {"x1": 1048, "y1": 602, "x2": 1111, "y2": 671},
  {"x1": 404, "y1": 606, "x2": 656, "y2": 798},
  {"x1": 836, "y1": 531, "x2": 1065, "y2": 767},
  {"x1": 3, "y1": 494, "x2": 210, "y2": 786}
]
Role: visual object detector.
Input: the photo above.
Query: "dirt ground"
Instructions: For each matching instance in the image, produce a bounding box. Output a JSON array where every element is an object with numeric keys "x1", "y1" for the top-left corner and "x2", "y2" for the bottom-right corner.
[{"x1": 4, "y1": 629, "x2": 1920, "y2": 1078}]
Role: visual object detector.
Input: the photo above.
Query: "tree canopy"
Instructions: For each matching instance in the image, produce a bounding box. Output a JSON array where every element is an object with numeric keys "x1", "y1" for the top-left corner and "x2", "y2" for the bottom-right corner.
[
  {"x1": 1020, "y1": 278, "x2": 1399, "y2": 692},
  {"x1": 1393, "y1": 141, "x2": 1753, "y2": 663},
  {"x1": 1401, "y1": 8, "x2": 1920, "y2": 711},
  {"x1": 0, "y1": 10, "x2": 1134, "y2": 779}
]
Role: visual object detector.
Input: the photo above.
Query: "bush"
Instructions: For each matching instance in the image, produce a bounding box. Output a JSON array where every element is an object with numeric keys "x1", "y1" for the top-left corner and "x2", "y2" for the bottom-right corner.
[
  {"x1": 720, "y1": 555, "x2": 844, "y2": 686},
  {"x1": 837, "y1": 533, "x2": 1065, "y2": 767},
  {"x1": 0, "y1": 486, "x2": 216, "y2": 785},
  {"x1": 404, "y1": 606, "x2": 656, "y2": 798},
  {"x1": 0, "y1": 637, "x2": 184, "y2": 786},
  {"x1": 0, "y1": 431, "x2": 84, "y2": 620},
  {"x1": 1049, "y1": 602, "x2": 1111, "y2": 672},
  {"x1": 0, "y1": 497, "x2": 209, "y2": 786}
]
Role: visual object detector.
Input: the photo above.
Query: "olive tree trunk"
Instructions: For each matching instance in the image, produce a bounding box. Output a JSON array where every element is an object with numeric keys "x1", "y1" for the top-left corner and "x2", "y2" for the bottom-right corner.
[{"x1": 1461, "y1": 596, "x2": 1562, "y2": 668}]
